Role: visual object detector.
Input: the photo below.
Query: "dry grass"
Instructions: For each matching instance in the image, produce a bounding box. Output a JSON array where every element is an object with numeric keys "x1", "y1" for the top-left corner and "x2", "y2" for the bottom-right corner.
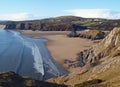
[
  {"x1": 78, "y1": 30, "x2": 100, "y2": 37},
  {"x1": 61, "y1": 56, "x2": 120, "y2": 86}
]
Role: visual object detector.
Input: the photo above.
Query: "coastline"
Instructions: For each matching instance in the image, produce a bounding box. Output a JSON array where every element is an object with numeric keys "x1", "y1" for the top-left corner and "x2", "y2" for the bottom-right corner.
[
  {"x1": 19, "y1": 30, "x2": 95, "y2": 72},
  {"x1": 0, "y1": 29, "x2": 67, "y2": 80}
]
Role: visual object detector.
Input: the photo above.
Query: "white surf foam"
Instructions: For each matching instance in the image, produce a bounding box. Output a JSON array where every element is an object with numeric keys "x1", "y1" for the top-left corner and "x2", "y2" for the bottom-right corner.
[{"x1": 9, "y1": 30, "x2": 45, "y2": 79}]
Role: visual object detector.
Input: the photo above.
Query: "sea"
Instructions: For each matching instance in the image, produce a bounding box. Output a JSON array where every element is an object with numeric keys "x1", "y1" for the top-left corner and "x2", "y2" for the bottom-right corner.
[{"x1": 0, "y1": 29, "x2": 67, "y2": 80}]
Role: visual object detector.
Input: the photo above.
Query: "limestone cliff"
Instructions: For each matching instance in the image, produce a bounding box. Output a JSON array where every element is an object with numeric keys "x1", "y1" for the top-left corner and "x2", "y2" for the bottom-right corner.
[
  {"x1": 80, "y1": 27, "x2": 120, "y2": 66},
  {"x1": 93, "y1": 27, "x2": 120, "y2": 57}
]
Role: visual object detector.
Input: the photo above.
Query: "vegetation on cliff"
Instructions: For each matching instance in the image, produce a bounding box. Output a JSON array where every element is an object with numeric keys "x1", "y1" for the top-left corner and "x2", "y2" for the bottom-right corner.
[
  {"x1": 1, "y1": 16, "x2": 120, "y2": 31},
  {"x1": 68, "y1": 29, "x2": 106, "y2": 40},
  {"x1": 0, "y1": 71, "x2": 67, "y2": 87}
]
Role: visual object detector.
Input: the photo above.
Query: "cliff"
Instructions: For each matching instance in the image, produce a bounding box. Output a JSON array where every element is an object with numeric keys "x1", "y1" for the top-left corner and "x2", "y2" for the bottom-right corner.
[
  {"x1": 76, "y1": 27, "x2": 120, "y2": 70},
  {"x1": 5, "y1": 21, "x2": 87, "y2": 31},
  {"x1": 2, "y1": 16, "x2": 118, "y2": 31},
  {"x1": 92, "y1": 27, "x2": 120, "y2": 57},
  {"x1": 78, "y1": 29, "x2": 106, "y2": 40}
]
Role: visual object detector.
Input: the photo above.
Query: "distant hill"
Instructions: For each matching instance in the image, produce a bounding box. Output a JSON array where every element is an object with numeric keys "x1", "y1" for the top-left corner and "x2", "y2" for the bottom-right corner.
[
  {"x1": 94, "y1": 19, "x2": 120, "y2": 30},
  {"x1": 0, "y1": 16, "x2": 120, "y2": 31}
]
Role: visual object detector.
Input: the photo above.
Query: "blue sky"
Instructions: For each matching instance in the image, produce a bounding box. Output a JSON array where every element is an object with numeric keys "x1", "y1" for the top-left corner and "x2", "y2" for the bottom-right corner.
[{"x1": 0, "y1": 0, "x2": 120, "y2": 20}]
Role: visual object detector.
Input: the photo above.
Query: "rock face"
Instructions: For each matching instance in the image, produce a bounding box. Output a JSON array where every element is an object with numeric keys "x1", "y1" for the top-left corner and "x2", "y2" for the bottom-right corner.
[
  {"x1": 64, "y1": 28, "x2": 119, "y2": 69},
  {"x1": 93, "y1": 27, "x2": 120, "y2": 57},
  {"x1": 78, "y1": 30, "x2": 106, "y2": 40},
  {"x1": 76, "y1": 27, "x2": 120, "y2": 70},
  {"x1": 5, "y1": 22, "x2": 86, "y2": 31}
]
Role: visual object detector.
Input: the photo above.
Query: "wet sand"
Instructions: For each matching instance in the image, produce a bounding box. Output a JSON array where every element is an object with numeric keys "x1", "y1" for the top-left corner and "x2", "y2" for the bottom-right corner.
[{"x1": 20, "y1": 30, "x2": 95, "y2": 71}]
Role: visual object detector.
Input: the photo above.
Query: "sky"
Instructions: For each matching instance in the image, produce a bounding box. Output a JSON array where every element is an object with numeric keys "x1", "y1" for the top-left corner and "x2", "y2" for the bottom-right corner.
[{"x1": 0, "y1": 0, "x2": 120, "y2": 21}]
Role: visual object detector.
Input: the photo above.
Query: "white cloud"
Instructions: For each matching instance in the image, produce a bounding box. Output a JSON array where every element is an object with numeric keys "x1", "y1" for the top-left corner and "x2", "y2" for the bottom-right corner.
[
  {"x1": 65, "y1": 9, "x2": 120, "y2": 19},
  {"x1": 0, "y1": 12, "x2": 37, "y2": 21}
]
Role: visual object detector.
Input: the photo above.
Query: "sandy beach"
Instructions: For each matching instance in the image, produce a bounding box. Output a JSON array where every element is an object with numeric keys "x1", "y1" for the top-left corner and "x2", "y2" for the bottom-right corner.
[{"x1": 19, "y1": 30, "x2": 95, "y2": 71}]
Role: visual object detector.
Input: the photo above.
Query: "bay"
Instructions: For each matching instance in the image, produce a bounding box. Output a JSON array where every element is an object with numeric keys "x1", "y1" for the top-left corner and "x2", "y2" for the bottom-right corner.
[{"x1": 0, "y1": 29, "x2": 67, "y2": 80}]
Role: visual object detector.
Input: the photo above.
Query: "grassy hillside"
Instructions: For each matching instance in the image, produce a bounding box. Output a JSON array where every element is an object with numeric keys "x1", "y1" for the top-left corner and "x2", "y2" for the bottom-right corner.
[
  {"x1": 0, "y1": 71, "x2": 67, "y2": 87},
  {"x1": 1, "y1": 16, "x2": 118, "y2": 31}
]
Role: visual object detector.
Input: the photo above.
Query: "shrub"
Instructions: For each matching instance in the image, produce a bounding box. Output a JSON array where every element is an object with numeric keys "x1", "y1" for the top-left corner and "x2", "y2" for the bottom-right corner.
[{"x1": 74, "y1": 79, "x2": 103, "y2": 87}]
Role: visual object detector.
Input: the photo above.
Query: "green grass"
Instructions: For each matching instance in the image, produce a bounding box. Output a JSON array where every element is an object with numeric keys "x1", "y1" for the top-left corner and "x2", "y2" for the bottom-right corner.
[{"x1": 73, "y1": 21, "x2": 100, "y2": 26}]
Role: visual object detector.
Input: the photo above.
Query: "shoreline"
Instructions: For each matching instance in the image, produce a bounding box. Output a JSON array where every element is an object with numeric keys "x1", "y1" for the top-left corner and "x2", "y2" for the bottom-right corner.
[{"x1": 19, "y1": 30, "x2": 95, "y2": 72}]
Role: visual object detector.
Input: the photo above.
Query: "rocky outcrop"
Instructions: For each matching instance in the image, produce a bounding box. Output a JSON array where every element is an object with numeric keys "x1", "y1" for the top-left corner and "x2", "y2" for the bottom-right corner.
[
  {"x1": 79, "y1": 27, "x2": 120, "y2": 67},
  {"x1": 0, "y1": 71, "x2": 67, "y2": 87},
  {"x1": 66, "y1": 27, "x2": 120, "y2": 71},
  {"x1": 92, "y1": 27, "x2": 120, "y2": 57},
  {"x1": 78, "y1": 30, "x2": 106, "y2": 40}
]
